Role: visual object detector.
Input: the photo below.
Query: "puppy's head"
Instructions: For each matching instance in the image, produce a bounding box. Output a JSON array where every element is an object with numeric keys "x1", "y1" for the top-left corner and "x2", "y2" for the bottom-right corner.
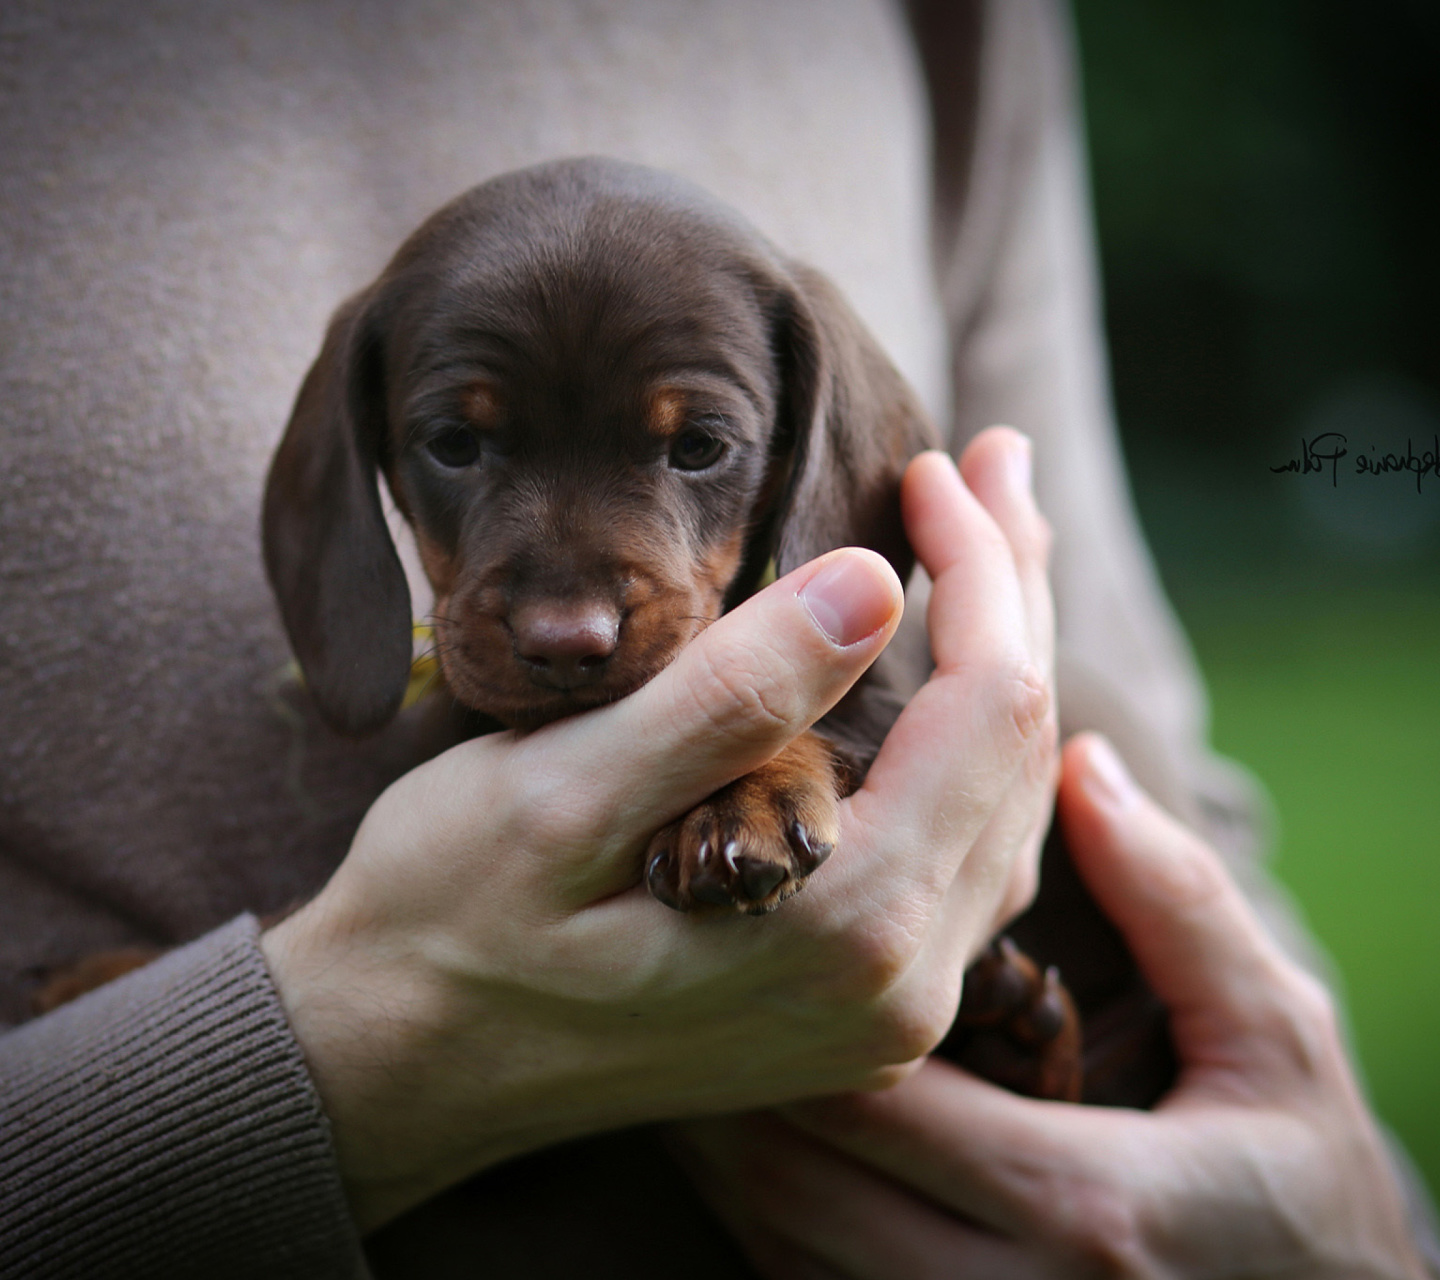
[{"x1": 263, "y1": 158, "x2": 936, "y2": 735}]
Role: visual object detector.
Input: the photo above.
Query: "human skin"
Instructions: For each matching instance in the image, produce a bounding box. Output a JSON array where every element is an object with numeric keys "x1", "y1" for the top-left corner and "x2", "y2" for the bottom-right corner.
[
  {"x1": 675, "y1": 734, "x2": 1430, "y2": 1280},
  {"x1": 259, "y1": 428, "x2": 1059, "y2": 1232}
]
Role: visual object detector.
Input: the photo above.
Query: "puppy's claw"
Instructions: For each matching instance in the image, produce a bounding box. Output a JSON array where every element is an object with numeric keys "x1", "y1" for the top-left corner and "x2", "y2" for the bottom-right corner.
[
  {"x1": 722, "y1": 840, "x2": 740, "y2": 875},
  {"x1": 646, "y1": 850, "x2": 683, "y2": 911},
  {"x1": 1014, "y1": 967, "x2": 1069, "y2": 1046},
  {"x1": 787, "y1": 820, "x2": 832, "y2": 875}
]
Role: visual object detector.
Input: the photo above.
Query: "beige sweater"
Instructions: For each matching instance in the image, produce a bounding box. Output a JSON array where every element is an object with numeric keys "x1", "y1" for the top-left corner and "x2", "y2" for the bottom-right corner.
[{"x1": 5, "y1": 2, "x2": 1393, "y2": 1276}]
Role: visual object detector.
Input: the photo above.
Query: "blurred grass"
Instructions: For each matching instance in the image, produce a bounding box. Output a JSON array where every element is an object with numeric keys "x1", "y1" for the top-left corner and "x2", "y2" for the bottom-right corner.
[{"x1": 1172, "y1": 583, "x2": 1440, "y2": 1198}]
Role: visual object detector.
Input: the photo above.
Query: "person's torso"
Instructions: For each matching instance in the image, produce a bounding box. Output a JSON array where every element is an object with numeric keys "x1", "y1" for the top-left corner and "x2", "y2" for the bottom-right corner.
[{"x1": 0, "y1": 0, "x2": 948, "y2": 1023}]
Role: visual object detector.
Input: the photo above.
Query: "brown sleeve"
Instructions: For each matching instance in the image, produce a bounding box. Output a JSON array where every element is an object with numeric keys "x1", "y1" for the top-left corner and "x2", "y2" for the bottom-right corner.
[{"x1": 0, "y1": 915, "x2": 368, "y2": 1280}]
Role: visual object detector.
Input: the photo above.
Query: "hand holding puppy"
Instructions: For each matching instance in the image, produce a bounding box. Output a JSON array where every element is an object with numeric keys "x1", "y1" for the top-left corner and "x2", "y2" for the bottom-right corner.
[
  {"x1": 674, "y1": 734, "x2": 1431, "y2": 1280},
  {"x1": 260, "y1": 430, "x2": 1057, "y2": 1231}
]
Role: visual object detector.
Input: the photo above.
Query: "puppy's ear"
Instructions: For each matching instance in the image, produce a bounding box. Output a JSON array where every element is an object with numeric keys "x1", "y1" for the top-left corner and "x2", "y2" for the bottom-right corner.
[
  {"x1": 765, "y1": 264, "x2": 940, "y2": 585},
  {"x1": 262, "y1": 289, "x2": 413, "y2": 736}
]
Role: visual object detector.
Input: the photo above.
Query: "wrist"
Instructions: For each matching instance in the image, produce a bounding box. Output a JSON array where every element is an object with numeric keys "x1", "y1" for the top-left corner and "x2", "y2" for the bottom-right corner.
[
  {"x1": 260, "y1": 884, "x2": 651, "y2": 1231},
  {"x1": 260, "y1": 896, "x2": 474, "y2": 1229}
]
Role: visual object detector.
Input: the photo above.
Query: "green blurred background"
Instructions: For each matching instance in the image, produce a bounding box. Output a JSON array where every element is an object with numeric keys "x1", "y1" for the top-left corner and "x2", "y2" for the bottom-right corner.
[{"x1": 1071, "y1": 0, "x2": 1439, "y2": 1196}]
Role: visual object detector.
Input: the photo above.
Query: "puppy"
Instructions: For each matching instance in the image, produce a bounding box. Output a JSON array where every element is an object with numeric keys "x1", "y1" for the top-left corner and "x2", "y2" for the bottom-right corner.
[
  {"x1": 262, "y1": 157, "x2": 937, "y2": 916},
  {"x1": 262, "y1": 158, "x2": 1093, "y2": 1103}
]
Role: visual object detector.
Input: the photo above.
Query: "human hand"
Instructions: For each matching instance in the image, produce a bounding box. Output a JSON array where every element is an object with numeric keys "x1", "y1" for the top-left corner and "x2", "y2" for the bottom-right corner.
[
  {"x1": 260, "y1": 427, "x2": 1056, "y2": 1233},
  {"x1": 675, "y1": 733, "x2": 1429, "y2": 1279}
]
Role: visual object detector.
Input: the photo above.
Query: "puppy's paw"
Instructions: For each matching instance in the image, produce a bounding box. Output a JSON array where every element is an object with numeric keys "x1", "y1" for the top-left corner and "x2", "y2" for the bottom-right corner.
[
  {"x1": 645, "y1": 733, "x2": 840, "y2": 915},
  {"x1": 939, "y1": 936, "x2": 1084, "y2": 1102}
]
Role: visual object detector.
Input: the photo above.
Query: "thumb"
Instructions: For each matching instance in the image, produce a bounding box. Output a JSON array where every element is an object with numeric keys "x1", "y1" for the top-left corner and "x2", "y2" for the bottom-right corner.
[
  {"x1": 553, "y1": 547, "x2": 903, "y2": 868},
  {"x1": 1058, "y1": 733, "x2": 1302, "y2": 1057}
]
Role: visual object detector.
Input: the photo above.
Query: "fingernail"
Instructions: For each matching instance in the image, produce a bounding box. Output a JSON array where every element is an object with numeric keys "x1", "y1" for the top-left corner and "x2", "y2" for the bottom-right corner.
[
  {"x1": 1082, "y1": 735, "x2": 1140, "y2": 811},
  {"x1": 797, "y1": 552, "x2": 897, "y2": 647},
  {"x1": 1008, "y1": 435, "x2": 1034, "y2": 496}
]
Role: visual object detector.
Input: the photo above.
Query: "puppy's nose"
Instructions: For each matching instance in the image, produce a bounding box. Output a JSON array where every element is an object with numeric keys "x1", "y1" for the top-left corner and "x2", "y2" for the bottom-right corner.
[{"x1": 510, "y1": 599, "x2": 621, "y2": 688}]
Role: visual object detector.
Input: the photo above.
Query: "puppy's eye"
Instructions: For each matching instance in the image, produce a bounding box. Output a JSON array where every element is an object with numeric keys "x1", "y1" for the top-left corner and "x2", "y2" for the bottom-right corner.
[
  {"x1": 669, "y1": 429, "x2": 726, "y2": 472},
  {"x1": 427, "y1": 428, "x2": 481, "y2": 469}
]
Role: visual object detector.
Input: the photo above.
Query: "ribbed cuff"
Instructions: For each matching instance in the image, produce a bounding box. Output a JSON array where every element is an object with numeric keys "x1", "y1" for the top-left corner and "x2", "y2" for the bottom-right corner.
[{"x1": 0, "y1": 915, "x2": 367, "y2": 1279}]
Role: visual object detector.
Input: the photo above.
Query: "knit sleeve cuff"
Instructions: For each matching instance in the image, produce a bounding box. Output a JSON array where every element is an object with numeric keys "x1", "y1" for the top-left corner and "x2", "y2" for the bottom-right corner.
[{"x1": 0, "y1": 915, "x2": 368, "y2": 1280}]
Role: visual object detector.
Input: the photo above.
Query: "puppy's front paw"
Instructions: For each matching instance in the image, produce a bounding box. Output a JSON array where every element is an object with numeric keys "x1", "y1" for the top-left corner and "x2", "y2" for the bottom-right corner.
[{"x1": 645, "y1": 733, "x2": 840, "y2": 915}]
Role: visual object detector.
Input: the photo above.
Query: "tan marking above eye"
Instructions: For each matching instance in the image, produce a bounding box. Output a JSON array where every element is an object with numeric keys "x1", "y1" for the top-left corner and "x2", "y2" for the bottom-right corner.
[
  {"x1": 462, "y1": 379, "x2": 506, "y2": 430},
  {"x1": 646, "y1": 387, "x2": 690, "y2": 438}
]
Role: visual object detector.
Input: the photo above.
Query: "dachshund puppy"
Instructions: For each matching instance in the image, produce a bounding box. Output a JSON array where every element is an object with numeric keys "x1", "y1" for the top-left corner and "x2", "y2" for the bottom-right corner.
[
  {"x1": 262, "y1": 157, "x2": 938, "y2": 916},
  {"x1": 261, "y1": 158, "x2": 1088, "y2": 1101}
]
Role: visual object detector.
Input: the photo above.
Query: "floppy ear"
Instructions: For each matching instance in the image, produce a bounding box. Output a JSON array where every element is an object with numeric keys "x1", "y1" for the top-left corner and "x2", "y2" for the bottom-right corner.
[
  {"x1": 764, "y1": 263, "x2": 941, "y2": 585},
  {"x1": 261, "y1": 289, "x2": 413, "y2": 736}
]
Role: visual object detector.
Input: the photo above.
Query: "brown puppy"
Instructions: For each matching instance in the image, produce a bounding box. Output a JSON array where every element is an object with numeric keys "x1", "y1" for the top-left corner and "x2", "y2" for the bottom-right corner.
[{"x1": 263, "y1": 157, "x2": 937, "y2": 916}]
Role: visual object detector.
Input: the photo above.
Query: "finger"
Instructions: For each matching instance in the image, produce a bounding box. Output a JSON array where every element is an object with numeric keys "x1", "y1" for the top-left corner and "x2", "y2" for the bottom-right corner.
[
  {"x1": 518, "y1": 548, "x2": 903, "y2": 889},
  {"x1": 782, "y1": 1059, "x2": 1151, "y2": 1258},
  {"x1": 958, "y1": 428, "x2": 1054, "y2": 673},
  {"x1": 846, "y1": 451, "x2": 1049, "y2": 891},
  {"x1": 676, "y1": 1112, "x2": 1063, "y2": 1280},
  {"x1": 1058, "y1": 733, "x2": 1318, "y2": 1062},
  {"x1": 798, "y1": 1023, "x2": 1426, "y2": 1280},
  {"x1": 940, "y1": 733, "x2": 1055, "y2": 950},
  {"x1": 934, "y1": 431, "x2": 1057, "y2": 938},
  {"x1": 899, "y1": 449, "x2": 1033, "y2": 677}
]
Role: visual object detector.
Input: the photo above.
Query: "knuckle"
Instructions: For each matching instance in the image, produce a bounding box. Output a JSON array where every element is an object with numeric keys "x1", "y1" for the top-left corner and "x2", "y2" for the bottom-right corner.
[
  {"x1": 1257, "y1": 965, "x2": 1344, "y2": 1077},
  {"x1": 842, "y1": 918, "x2": 922, "y2": 1001},
  {"x1": 826, "y1": 914, "x2": 933, "y2": 1021},
  {"x1": 869, "y1": 998, "x2": 953, "y2": 1064},
  {"x1": 685, "y1": 640, "x2": 800, "y2": 743},
  {"x1": 1147, "y1": 832, "x2": 1229, "y2": 915},
  {"x1": 1002, "y1": 660, "x2": 1051, "y2": 744},
  {"x1": 1288, "y1": 968, "x2": 1340, "y2": 1033},
  {"x1": 863, "y1": 969, "x2": 959, "y2": 1064},
  {"x1": 1015, "y1": 508, "x2": 1054, "y2": 571}
]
